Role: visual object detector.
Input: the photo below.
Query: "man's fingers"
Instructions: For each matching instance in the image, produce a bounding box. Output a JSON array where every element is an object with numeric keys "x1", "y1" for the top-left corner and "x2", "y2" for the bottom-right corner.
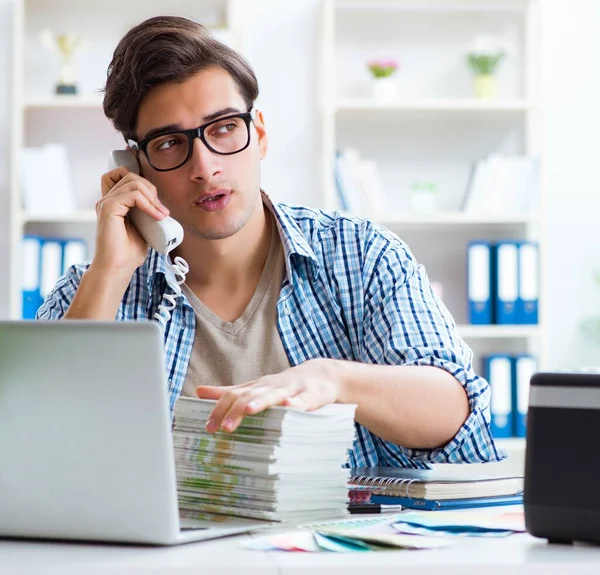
[
  {"x1": 101, "y1": 167, "x2": 134, "y2": 197},
  {"x1": 244, "y1": 385, "x2": 302, "y2": 415},
  {"x1": 281, "y1": 392, "x2": 314, "y2": 411},
  {"x1": 203, "y1": 388, "x2": 256, "y2": 433},
  {"x1": 220, "y1": 384, "x2": 304, "y2": 433},
  {"x1": 195, "y1": 386, "x2": 228, "y2": 400}
]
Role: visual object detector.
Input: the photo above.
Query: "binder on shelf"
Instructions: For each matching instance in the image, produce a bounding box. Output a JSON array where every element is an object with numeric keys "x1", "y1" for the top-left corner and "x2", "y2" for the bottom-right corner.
[
  {"x1": 467, "y1": 241, "x2": 493, "y2": 324},
  {"x1": 61, "y1": 238, "x2": 87, "y2": 274},
  {"x1": 518, "y1": 242, "x2": 539, "y2": 324},
  {"x1": 39, "y1": 239, "x2": 63, "y2": 302},
  {"x1": 513, "y1": 355, "x2": 537, "y2": 438},
  {"x1": 485, "y1": 355, "x2": 513, "y2": 439},
  {"x1": 494, "y1": 242, "x2": 520, "y2": 324},
  {"x1": 21, "y1": 235, "x2": 88, "y2": 319},
  {"x1": 22, "y1": 236, "x2": 43, "y2": 320}
]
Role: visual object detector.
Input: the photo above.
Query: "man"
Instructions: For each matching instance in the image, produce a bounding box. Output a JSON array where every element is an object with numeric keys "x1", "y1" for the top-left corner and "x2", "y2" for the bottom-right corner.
[{"x1": 37, "y1": 15, "x2": 503, "y2": 468}]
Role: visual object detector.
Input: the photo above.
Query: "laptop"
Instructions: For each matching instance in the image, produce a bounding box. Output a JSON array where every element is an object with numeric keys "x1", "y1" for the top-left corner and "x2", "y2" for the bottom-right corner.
[{"x1": 0, "y1": 320, "x2": 265, "y2": 545}]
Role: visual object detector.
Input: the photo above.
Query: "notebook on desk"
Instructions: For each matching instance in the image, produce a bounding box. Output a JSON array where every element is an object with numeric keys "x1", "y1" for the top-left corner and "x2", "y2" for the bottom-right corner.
[
  {"x1": 367, "y1": 493, "x2": 523, "y2": 511},
  {"x1": 349, "y1": 467, "x2": 524, "y2": 506}
]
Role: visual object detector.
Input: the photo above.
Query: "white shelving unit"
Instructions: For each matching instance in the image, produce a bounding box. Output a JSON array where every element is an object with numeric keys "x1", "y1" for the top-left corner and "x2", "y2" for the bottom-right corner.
[
  {"x1": 24, "y1": 97, "x2": 104, "y2": 109},
  {"x1": 8, "y1": 0, "x2": 242, "y2": 320},
  {"x1": 457, "y1": 324, "x2": 540, "y2": 339},
  {"x1": 17, "y1": 210, "x2": 98, "y2": 224},
  {"x1": 320, "y1": 0, "x2": 542, "y2": 458},
  {"x1": 335, "y1": 98, "x2": 535, "y2": 112},
  {"x1": 376, "y1": 212, "x2": 540, "y2": 226}
]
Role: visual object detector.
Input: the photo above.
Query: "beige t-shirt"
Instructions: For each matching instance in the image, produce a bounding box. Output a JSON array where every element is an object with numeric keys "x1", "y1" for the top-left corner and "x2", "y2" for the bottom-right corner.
[{"x1": 180, "y1": 221, "x2": 291, "y2": 397}]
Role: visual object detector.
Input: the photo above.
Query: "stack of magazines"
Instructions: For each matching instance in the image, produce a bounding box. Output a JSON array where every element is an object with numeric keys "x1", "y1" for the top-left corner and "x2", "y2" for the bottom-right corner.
[{"x1": 173, "y1": 398, "x2": 357, "y2": 524}]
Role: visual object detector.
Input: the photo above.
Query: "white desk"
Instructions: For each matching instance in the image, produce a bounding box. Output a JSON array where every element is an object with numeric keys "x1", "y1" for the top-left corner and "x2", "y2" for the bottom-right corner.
[{"x1": 2, "y1": 531, "x2": 600, "y2": 575}]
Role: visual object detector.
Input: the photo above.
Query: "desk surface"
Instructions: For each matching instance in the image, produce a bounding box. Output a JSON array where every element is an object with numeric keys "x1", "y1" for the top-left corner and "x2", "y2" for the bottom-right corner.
[{"x1": 3, "y1": 530, "x2": 600, "y2": 575}]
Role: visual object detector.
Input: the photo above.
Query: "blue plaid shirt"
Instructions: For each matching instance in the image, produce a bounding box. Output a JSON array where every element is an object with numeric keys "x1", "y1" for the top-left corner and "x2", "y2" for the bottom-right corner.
[{"x1": 37, "y1": 196, "x2": 504, "y2": 468}]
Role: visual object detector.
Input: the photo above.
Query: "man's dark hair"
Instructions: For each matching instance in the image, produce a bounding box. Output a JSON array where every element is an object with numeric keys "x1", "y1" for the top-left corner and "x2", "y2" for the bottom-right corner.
[{"x1": 103, "y1": 15, "x2": 259, "y2": 141}]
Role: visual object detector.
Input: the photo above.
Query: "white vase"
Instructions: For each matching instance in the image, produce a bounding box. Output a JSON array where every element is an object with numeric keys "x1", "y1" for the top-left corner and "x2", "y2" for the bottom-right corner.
[
  {"x1": 409, "y1": 187, "x2": 438, "y2": 214},
  {"x1": 371, "y1": 77, "x2": 397, "y2": 101},
  {"x1": 473, "y1": 74, "x2": 497, "y2": 99}
]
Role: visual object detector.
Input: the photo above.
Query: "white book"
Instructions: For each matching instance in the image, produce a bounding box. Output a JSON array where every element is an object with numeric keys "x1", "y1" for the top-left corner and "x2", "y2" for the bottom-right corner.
[
  {"x1": 21, "y1": 144, "x2": 76, "y2": 216},
  {"x1": 520, "y1": 157, "x2": 539, "y2": 213},
  {"x1": 357, "y1": 159, "x2": 388, "y2": 217},
  {"x1": 463, "y1": 157, "x2": 490, "y2": 213},
  {"x1": 337, "y1": 148, "x2": 367, "y2": 215}
]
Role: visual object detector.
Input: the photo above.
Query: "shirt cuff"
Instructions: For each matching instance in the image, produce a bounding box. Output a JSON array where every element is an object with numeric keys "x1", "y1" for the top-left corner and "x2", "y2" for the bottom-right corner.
[{"x1": 385, "y1": 357, "x2": 507, "y2": 464}]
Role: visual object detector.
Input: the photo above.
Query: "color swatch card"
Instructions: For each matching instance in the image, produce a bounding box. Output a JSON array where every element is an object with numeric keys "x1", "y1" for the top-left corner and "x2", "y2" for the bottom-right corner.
[
  {"x1": 304, "y1": 515, "x2": 450, "y2": 550},
  {"x1": 392, "y1": 510, "x2": 525, "y2": 538},
  {"x1": 245, "y1": 514, "x2": 451, "y2": 552}
]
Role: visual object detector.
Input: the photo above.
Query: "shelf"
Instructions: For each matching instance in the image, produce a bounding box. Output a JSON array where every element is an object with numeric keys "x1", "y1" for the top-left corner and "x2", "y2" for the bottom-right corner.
[
  {"x1": 20, "y1": 210, "x2": 97, "y2": 223},
  {"x1": 335, "y1": 1, "x2": 528, "y2": 14},
  {"x1": 335, "y1": 98, "x2": 536, "y2": 113},
  {"x1": 375, "y1": 212, "x2": 540, "y2": 226},
  {"x1": 457, "y1": 325, "x2": 540, "y2": 339},
  {"x1": 25, "y1": 96, "x2": 103, "y2": 110}
]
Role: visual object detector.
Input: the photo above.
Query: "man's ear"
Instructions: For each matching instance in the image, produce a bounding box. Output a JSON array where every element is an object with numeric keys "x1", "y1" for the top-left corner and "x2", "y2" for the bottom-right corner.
[
  {"x1": 125, "y1": 144, "x2": 144, "y2": 176},
  {"x1": 253, "y1": 109, "x2": 268, "y2": 160}
]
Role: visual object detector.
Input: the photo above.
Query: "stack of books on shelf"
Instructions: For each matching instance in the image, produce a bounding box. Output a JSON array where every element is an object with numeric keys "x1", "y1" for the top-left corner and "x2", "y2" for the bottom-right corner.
[
  {"x1": 334, "y1": 148, "x2": 388, "y2": 217},
  {"x1": 173, "y1": 398, "x2": 357, "y2": 524},
  {"x1": 462, "y1": 153, "x2": 539, "y2": 215},
  {"x1": 20, "y1": 143, "x2": 77, "y2": 217}
]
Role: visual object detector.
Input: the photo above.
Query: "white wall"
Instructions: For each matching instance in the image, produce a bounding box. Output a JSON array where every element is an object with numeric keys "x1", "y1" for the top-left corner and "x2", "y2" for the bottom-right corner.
[
  {"x1": 1, "y1": 0, "x2": 599, "y2": 370},
  {"x1": 0, "y1": 0, "x2": 13, "y2": 319},
  {"x1": 235, "y1": 0, "x2": 321, "y2": 208},
  {"x1": 542, "y1": 0, "x2": 600, "y2": 368}
]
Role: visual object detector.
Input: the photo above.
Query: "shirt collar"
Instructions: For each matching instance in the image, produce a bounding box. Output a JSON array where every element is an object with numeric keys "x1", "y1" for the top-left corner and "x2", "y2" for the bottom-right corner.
[
  {"x1": 145, "y1": 190, "x2": 320, "y2": 291},
  {"x1": 261, "y1": 191, "x2": 320, "y2": 277}
]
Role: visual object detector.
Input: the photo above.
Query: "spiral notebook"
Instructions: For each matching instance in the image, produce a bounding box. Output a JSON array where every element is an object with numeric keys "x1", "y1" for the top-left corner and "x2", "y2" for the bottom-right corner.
[{"x1": 349, "y1": 467, "x2": 523, "y2": 501}]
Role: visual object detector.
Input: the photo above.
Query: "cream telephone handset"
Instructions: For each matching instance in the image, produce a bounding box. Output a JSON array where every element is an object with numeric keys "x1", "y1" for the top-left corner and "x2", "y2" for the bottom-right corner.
[
  {"x1": 108, "y1": 150, "x2": 189, "y2": 327},
  {"x1": 108, "y1": 150, "x2": 184, "y2": 254}
]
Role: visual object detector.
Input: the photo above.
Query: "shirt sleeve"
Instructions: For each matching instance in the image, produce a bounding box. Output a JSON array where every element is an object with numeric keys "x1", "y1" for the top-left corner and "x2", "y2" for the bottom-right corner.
[
  {"x1": 360, "y1": 223, "x2": 505, "y2": 464},
  {"x1": 35, "y1": 263, "x2": 88, "y2": 320}
]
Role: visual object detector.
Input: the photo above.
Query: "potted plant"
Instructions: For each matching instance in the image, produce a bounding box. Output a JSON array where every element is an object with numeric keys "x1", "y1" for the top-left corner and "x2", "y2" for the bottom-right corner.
[
  {"x1": 409, "y1": 181, "x2": 438, "y2": 214},
  {"x1": 367, "y1": 59, "x2": 399, "y2": 101},
  {"x1": 466, "y1": 35, "x2": 506, "y2": 99}
]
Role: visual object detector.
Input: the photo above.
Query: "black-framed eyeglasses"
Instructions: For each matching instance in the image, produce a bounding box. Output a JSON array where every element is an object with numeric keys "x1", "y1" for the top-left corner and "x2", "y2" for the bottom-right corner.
[{"x1": 127, "y1": 110, "x2": 255, "y2": 172}]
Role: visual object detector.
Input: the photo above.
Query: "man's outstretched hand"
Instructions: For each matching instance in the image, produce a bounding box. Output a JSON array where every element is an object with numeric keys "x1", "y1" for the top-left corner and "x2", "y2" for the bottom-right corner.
[{"x1": 195, "y1": 358, "x2": 340, "y2": 433}]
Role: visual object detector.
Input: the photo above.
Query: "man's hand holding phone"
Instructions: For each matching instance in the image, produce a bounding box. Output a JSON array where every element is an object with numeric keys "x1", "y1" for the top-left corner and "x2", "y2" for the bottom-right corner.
[
  {"x1": 94, "y1": 164, "x2": 170, "y2": 277},
  {"x1": 62, "y1": 161, "x2": 169, "y2": 321}
]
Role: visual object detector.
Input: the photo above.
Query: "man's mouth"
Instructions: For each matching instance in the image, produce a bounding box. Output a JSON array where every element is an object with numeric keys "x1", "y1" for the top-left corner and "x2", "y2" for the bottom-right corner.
[{"x1": 194, "y1": 190, "x2": 232, "y2": 212}]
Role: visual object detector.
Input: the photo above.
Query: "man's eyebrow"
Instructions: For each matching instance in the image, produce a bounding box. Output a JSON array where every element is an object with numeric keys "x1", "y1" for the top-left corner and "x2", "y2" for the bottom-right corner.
[
  {"x1": 139, "y1": 107, "x2": 244, "y2": 142},
  {"x1": 203, "y1": 106, "x2": 244, "y2": 123},
  {"x1": 140, "y1": 124, "x2": 182, "y2": 142}
]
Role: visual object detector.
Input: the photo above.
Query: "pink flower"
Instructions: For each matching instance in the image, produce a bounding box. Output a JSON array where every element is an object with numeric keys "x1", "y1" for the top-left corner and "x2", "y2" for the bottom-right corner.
[
  {"x1": 367, "y1": 59, "x2": 398, "y2": 70},
  {"x1": 367, "y1": 59, "x2": 399, "y2": 78}
]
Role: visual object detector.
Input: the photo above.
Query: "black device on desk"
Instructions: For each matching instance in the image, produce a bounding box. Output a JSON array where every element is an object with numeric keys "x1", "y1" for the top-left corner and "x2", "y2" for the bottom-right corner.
[{"x1": 524, "y1": 371, "x2": 600, "y2": 545}]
